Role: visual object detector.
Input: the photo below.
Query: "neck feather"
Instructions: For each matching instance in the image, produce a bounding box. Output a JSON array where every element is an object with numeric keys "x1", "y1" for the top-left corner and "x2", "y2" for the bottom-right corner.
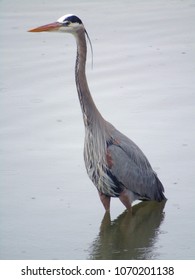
[{"x1": 75, "y1": 30, "x2": 102, "y2": 127}]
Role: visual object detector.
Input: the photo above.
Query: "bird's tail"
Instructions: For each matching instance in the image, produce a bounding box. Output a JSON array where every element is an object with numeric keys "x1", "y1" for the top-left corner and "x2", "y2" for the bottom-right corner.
[{"x1": 154, "y1": 175, "x2": 167, "y2": 202}]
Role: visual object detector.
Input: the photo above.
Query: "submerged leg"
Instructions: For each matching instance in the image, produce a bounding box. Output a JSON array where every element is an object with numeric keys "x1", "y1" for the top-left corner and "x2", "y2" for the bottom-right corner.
[
  {"x1": 119, "y1": 189, "x2": 132, "y2": 212},
  {"x1": 98, "y1": 192, "x2": 111, "y2": 211}
]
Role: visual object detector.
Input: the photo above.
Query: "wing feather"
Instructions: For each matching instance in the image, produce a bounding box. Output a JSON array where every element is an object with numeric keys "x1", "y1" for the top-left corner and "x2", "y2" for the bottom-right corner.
[{"x1": 107, "y1": 139, "x2": 165, "y2": 201}]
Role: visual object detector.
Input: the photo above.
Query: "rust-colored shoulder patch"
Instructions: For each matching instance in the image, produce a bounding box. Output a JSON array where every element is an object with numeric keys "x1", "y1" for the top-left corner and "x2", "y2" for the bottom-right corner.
[
  {"x1": 106, "y1": 150, "x2": 113, "y2": 169},
  {"x1": 113, "y1": 138, "x2": 120, "y2": 145}
]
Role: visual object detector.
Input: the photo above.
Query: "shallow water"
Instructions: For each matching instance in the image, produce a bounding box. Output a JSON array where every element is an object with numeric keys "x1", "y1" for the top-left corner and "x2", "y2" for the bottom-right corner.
[
  {"x1": 88, "y1": 201, "x2": 167, "y2": 260},
  {"x1": 1, "y1": 0, "x2": 195, "y2": 260}
]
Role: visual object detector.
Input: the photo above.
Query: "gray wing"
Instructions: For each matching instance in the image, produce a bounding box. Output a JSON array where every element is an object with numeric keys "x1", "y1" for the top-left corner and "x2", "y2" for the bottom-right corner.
[{"x1": 107, "y1": 131, "x2": 165, "y2": 201}]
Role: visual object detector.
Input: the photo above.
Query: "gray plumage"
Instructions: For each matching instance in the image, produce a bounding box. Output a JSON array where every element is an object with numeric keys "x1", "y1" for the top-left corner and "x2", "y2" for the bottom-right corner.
[{"x1": 29, "y1": 14, "x2": 166, "y2": 211}]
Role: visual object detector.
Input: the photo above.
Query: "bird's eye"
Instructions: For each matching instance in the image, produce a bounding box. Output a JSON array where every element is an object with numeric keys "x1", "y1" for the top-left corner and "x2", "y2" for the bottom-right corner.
[{"x1": 63, "y1": 20, "x2": 71, "y2": 26}]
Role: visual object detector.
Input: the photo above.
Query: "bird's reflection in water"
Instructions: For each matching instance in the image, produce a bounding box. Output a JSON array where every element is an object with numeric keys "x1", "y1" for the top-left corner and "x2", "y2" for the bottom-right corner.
[{"x1": 88, "y1": 201, "x2": 166, "y2": 260}]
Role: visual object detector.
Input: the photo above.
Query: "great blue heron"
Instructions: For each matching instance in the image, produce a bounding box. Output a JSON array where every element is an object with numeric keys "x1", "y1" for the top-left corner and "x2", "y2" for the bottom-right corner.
[{"x1": 29, "y1": 14, "x2": 166, "y2": 212}]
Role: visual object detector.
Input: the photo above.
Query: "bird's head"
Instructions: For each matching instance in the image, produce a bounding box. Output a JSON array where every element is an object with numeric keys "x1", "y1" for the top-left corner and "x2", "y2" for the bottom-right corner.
[
  {"x1": 28, "y1": 14, "x2": 84, "y2": 34},
  {"x1": 29, "y1": 13, "x2": 93, "y2": 67}
]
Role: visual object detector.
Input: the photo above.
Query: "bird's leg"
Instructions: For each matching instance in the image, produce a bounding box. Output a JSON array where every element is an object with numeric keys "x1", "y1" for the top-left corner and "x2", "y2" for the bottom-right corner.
[
  {"x1": 119, "y1": 190, "x2": 132, "y2": 213},
  {"x1": 98, "y1": 192, "x2": 111, "y2": 212}
]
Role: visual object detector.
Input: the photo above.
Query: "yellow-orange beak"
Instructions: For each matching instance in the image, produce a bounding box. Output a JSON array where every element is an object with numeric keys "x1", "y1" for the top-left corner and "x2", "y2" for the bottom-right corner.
[{"x1": 28, "y1": 22, "x2": 62, "y2": 32}]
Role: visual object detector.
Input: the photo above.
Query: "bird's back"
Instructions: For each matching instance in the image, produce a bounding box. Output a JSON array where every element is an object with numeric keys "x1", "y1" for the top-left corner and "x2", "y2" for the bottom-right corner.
[
  {"x1": 84, "y1": 120, "x2": 166, "y2": 202},
  {"x1": 107, "y1": 122, "x2": 166, "y2": 201}
]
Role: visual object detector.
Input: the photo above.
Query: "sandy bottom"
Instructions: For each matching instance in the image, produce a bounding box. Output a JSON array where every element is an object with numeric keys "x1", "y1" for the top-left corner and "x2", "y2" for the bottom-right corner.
[{"x1": 0, "y1": 0, "x2": 195, "y2": 259}]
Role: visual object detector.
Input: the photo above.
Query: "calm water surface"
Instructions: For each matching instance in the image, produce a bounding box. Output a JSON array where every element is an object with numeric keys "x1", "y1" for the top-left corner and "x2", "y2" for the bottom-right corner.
[{"x1": 89, "y1": 201, "x2": 166, "y2": 260}]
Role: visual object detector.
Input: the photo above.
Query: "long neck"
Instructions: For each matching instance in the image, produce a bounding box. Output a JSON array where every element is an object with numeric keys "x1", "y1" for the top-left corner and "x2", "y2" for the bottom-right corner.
[{"x1": 75, "y1": 30, "x2": 102, "y2": 127}]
